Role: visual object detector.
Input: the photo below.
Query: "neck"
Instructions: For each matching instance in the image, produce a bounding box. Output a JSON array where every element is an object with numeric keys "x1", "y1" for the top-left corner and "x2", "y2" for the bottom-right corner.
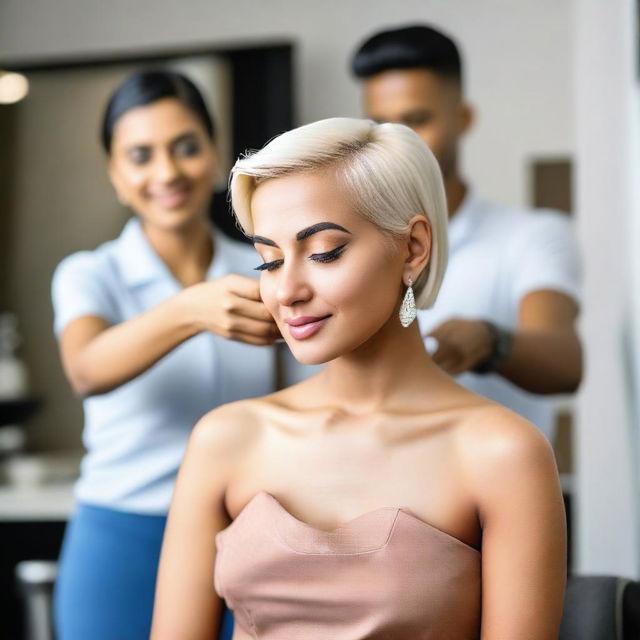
[
  {"x1": 444, "y1": 172, "x2": 467, "y2": 219},
  {"x1": 318, "y1": 314, "x2": 445, "y2": 414},
  {"x1": 142, "y1": 217, "x2": 213, "y2": 286}
]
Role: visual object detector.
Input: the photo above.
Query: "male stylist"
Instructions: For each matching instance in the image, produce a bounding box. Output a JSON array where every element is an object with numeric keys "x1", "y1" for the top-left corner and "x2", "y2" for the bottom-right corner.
[{"x1": 351, "y1": 24, "x2": 582, "y2": 439}]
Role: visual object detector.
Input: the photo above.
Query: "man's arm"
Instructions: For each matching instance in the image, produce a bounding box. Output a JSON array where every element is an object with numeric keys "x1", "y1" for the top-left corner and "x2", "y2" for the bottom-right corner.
[
  {"x1": 496, "y1": 289, "x2": 581, "y2": 393},
  {"x1": 429, "y1": 289, "x2": 582, "y2": 394}
]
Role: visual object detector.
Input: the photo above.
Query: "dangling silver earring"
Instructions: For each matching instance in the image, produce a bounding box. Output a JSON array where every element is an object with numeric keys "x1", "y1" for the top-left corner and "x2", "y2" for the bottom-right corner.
[{"x1": 399, "y1": 277, "x2": 417, "y2": 328}]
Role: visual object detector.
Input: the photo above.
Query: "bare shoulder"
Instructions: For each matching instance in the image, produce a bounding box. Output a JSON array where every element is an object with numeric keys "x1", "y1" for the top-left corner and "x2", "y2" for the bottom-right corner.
[
  {"x1": 452, "y1": 403, "x2": 557, "y2": 489},
  {"x1": 455, "y1": 402, "x2": 553, "y2": 460},
  {"x1": 188, "y1": 398, "x2": 266, "y2": 463}
]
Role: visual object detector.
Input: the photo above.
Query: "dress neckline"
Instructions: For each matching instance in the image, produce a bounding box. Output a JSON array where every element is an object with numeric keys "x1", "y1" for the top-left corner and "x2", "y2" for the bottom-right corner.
[{"x1": 223, "y1": 491, "x2": 480, "y2": 555}]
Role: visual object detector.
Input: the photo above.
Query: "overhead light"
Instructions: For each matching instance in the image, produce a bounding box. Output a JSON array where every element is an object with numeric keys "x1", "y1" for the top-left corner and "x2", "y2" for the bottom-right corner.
[{"x1": 0, "y1": 72, "x2": 29, "y2": 104}]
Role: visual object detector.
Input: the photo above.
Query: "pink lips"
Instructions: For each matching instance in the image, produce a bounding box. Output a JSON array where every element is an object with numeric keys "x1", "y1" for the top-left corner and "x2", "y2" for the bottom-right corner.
[
  {"x1": 284, "y1": 315, "x2": 331, "y2": 340},
  {"x1": 152, "y1": 188, "x2": 191, "y2": 209}
]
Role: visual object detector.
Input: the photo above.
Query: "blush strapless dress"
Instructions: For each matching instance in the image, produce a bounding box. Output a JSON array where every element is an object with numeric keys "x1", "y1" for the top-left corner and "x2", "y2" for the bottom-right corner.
[{"x1": 214, "y1": 491, "x2": 481, "y2": 639}]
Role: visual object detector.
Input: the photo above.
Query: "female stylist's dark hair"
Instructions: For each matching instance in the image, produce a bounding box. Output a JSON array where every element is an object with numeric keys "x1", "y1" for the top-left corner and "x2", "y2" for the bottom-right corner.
[{"x1": 101, "y1": 70, "x2": 216, "y2": 153}]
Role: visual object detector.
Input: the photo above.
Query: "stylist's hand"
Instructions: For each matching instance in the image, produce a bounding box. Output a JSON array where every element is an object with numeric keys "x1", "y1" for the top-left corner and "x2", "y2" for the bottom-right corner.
[
  {"x1": 179, "y1": 274, "x2": 279, "y2": 346},
  {"x1": 427, "y1": 318, "x2": 494, "y2": 376}
]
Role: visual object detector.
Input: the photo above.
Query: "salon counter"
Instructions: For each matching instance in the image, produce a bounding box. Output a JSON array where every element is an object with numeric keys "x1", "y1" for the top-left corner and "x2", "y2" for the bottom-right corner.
[
  {"x1": 0, "y1": 481, "x2": 75, "y2": 521},
  {"x1": 0, "y1": 481, "x2": 72, "y2": 637}
]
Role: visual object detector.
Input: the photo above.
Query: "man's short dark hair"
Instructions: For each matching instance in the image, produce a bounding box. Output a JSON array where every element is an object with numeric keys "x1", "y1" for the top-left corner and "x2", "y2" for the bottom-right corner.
[{"x1": 351, "y1": 24, "x2": 463, "y2": 86}]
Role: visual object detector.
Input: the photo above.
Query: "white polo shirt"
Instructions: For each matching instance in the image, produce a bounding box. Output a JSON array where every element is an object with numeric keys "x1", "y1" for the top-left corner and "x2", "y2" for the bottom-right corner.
[
  {"x1": 417, "y1": 191, "x2": 581, "y2": 440},
  {"x1": 52, "y1": 218, "x2": 276, "y2": 514}
]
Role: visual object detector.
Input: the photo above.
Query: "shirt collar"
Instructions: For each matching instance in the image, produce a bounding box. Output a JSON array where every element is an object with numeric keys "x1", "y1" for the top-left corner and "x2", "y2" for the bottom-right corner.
[
  {"x1": 113, "y1": 217, "x2": 226, "y2": 288},
  {"x1": 207, "y1": 231, "x2": 232, "y2": 280},
  {"x1": 447, "y1": 187, "x2": 479, "y2": 254}
]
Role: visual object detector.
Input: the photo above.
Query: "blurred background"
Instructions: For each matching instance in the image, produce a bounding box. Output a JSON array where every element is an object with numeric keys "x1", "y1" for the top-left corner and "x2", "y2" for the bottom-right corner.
[{"x1": 0, "y1": 0, "x2": 638, "y2": 638}]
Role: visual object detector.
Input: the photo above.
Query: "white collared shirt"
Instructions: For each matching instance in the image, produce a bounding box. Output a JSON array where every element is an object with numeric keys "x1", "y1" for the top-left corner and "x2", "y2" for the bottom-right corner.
[
  {"x1": 52, "y1": 218, "x2": 276, "y2": 514},
  {"x1": 418, "y1": 191, "x2": 581, "y2": 440}
]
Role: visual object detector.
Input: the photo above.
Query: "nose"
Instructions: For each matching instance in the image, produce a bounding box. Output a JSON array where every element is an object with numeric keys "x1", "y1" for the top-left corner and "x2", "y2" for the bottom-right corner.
[
  {"x1": 275, "y1": 262, "x2": 312, "y2": 308},
  {"x1": 154, "y1": 149, "x2": 181, "y2": 183}
]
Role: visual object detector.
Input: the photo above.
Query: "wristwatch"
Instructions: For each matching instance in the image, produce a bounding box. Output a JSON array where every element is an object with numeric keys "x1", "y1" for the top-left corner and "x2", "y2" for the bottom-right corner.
[{"x1": 473, "y1": 321, "x2": 513, "y2": 374}]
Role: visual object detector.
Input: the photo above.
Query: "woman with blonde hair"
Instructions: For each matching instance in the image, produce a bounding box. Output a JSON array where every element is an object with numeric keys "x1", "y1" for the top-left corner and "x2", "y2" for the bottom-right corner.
[{"x1": 152, "y1": 117, "x2": 566, "y2": 639}]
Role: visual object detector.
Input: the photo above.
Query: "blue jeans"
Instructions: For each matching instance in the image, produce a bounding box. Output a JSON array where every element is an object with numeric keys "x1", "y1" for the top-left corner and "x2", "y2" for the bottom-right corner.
[{"x1": 54, "y1": 503, "x2": 234, "y2": 639}]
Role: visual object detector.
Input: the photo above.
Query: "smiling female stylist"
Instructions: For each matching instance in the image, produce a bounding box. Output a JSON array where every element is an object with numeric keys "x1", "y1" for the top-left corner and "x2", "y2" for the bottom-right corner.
[{"x1": 51, "y1": 71, "x2": 277, "y2": 640}]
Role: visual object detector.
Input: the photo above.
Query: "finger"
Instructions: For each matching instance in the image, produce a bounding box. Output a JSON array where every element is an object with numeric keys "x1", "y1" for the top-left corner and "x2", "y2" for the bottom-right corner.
[
  {"x1": 430, "y1": 344, "x2": 457, "y2": 365},
  {"x1": 219, "y1": 293, "x2": 275, "y2": 323},
  {"x1": 447, "y1": 362, "x2": 471, "y2": 376},
  {"x1": 232, "y1": 297, "x2": 275, "y2": 323},
  {"x1": 431, "y1": 351, "x2": 449, "y2": 366},
  {"x1": 226, "y1": 316, "x2": 279, "y2": 339},
  {"x1": 227, "y1": 330, "x2": 278, "y2": 346},
  {"x1": 427, "y1": 320, "x2": 454, "y2": 337},
  {"x1": 436, "y1": 360, "x2": 460, "y2": 374},
  {"x1": 431, "y1": 346, "x2": 462, "y2": 372},
  {"x1": 225, "y1": 274, "x2": 262, "y2": 301},
  {"x1": 448, "y1": 353, "x2": 482, "y2": 375}
]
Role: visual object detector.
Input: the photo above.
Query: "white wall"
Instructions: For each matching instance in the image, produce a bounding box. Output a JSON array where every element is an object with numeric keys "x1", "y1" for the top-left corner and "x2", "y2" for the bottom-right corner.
[
  {"x1": 573, "y1": 0, "x2": 640, "y2": 577},
  {"x1": 0, "y1": 0, "x2": 574, "y2": 209}
]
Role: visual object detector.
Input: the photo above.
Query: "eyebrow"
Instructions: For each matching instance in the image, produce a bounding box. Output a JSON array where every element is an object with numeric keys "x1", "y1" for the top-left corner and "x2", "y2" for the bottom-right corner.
[
  {"x1": 171, "y1": 131, "x2": 199, "y2": 144},
  {"x1": 401, "y1": 108, "x2": 432, "y2": 120},
  {"x1": 370, "y1": 108, "x2": 431, "y2": 124},
  {"x1": 251, "y1": 222, "x2": 351, "y2": 248},
  {"x1": 251, "y1": 235, "x2": 278, "y2": 247},
  {"x1": 125, "y1": 130, "x2": 199, "y2": 151},
  {"x1": 296, "y1": 222, "x2": 351, "y2": 241}
]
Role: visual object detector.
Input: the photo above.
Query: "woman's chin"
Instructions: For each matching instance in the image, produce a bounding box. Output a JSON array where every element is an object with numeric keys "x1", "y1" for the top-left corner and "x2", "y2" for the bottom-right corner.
[
  {"x1": 137, "y1": 206, "x2": 205, "y2": 231},
  {"x1": 286, "y1": 342, "x2": 344, "y2": 367}
]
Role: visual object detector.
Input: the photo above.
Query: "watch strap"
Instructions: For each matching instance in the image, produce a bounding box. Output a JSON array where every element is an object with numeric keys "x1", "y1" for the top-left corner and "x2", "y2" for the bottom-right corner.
[{"x1": 473, "y1": 321, "x2": 513, "y2": 374}]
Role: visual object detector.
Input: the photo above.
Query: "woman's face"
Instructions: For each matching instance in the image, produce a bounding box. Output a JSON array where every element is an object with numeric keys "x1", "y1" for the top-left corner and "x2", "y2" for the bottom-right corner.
[
  {"x1": 250, "y1": 169, "x2": 408, "y2": 365},
  {"x1": 108, "y1": 97, "x2": 216, "y2": 231}
]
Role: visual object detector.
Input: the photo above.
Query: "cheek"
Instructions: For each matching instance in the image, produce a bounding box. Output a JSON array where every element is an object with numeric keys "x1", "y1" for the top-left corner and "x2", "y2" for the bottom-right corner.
[
  {"x1": 326, "y1": 250, "x2": 401, "y2": 317},
  {"x1": 115, "y1": 166, "x2": 147, "y2": 194},
  {"x1": 183, "y1": 153, "x2": 216, "y2": 182},
  {"x1": 130, "y1": 173, "x2": 148, "y2": 191},
  {"x1": 110, "y1": 158, "x2": 138, "y2": 192},
  {"x1": 259, "y1": 275, "x2": 280, "y2": 318}
]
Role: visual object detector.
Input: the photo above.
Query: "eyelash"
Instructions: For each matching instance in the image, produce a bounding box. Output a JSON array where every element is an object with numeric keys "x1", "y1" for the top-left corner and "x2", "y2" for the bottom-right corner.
[
  {"x1": 130, "y1": 149, "x2": 151, "y2": 165},
  {"x1": 254, "y1": 244, "x2": 347, "y2": 272},
  {"x1": 128, "y1": 139, "x2": 200, "y2": 165},
  {"x1": 175, "y1": 140, "x2": 201, "y2": 156},
  {"x1": 254, "y1": 259, "x2": 283, "y2": 272}
]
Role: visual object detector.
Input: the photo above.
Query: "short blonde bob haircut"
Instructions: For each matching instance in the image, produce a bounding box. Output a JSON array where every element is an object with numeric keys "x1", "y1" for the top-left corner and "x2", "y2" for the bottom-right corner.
[{"x1": 230, "y1": 117, "x2": 448, "y2": 309}]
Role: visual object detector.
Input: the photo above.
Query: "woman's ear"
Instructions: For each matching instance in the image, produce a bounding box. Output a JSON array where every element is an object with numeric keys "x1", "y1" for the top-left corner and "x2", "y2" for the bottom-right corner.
[{"x1": 404, "y1": 215, "x2": 432, "y2": 284}]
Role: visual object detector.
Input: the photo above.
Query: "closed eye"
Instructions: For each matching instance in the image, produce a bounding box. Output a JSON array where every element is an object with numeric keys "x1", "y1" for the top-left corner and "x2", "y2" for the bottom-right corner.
[
  {"x1": 403, "y1": 111, "x2": 432, "y2": 127},
  {"x1": 254, "y1": 259, "x2": 284, "y2": 272},
  {"x1": 309, "y1": 244, "x2": 347, "y2": 263},
  {"x1": 254, "y1": 244, "x2": 348, "y2": 272}
]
